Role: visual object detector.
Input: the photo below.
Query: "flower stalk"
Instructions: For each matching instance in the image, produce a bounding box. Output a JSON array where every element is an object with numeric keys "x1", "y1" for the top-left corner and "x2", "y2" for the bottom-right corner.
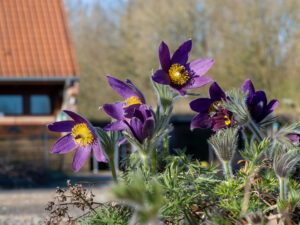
[
  {"x1": 223, "y1": 161, "x2": 233, "y2": 180},
  {"x1": 109, "y1": 156, "x2": 118, "y2": 183},
  {"x1": 151, "y1": 148, "x2": 157, "y2": 175},
  {"x1": 279, "y1": 177, "x2": 286, "y2": 201},
  {"x1": 248, "y1": 119, "x2": 264, "y2": 142}
]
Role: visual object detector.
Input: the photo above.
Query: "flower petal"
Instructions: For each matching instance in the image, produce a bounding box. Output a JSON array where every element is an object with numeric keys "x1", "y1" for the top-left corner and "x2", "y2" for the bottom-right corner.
[
  {"x1": 125, "y1": 79, "x2": 146, "y2": 103},
  {"x1": 104, "y1": 120, "x2": 127, "y2": 131},
  {"x1": 63, "y1": 110, "x2": 88, "y2": 124},
  {"x1": 48, "y1": 120, "x2": 76, "y2": 132},
  {"x1": 242, "y1": 79, "x2": 255, "y2": 105},
  {"x1": 72, "y1": 145, "x2": 91, "y2": 172},
  {"x1": 92, "y1": 140, "x2": 106, "y2": 162},
  {"x1": 50, "y1": 134, "x2": 76, "y2": 154},
  {"x1": 129, "y1": 118, "x2": 144, "y2": 143},
  {"x1": 159, "y1": 41, "x2": 171, "y2": 72},
  {"x1": 152, "y1": 69, "x2": 170, "y2": 85},
  {"x1": 190, "y1": 98, "x2": 213, "y2": 113},
  {"x1": 187, "y1": 58, "x2": 214, "y2": 76},
  {"x1": 142, "y1": 118, "x2": 154, "y2": 140},
  {"x1": 190, "y1": 113, "x2": 212, "y2": 130},
  {"x1": 102, "y1": 102, "x2": 124, "y2": 120},
  {"x1": 107, "y1": 75, "x2": 138, "y2": 99},
  {"x1": 171, "y1": 40, "x2": 192, "y2": 65},
  {"x1": 186, "y1": 76, "x2": 213, "y2": 89},
  {"x1": 267, "y1": 99, "x2": 279, "y2": 113},
  {"x1": 209, "y1": 82, "x2": 226, "y2": 100}
]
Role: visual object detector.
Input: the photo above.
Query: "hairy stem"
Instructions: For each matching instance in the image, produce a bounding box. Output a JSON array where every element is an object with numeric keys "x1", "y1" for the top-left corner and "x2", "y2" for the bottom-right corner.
[
  {"x1": 223, "y1": 161, "x2": 233, "y2": 180},
  {"x1": 109, "y1": 157, "x2": 118, "y2": 184},
  {"x1": 279, "y1": 177, "x2": 287, "y2": 201},
  {"x1": 151, "y1": 148, "x2": 157, "y2": 175},
  {"x1": 248, "y1": 119, "x2": 264, "y2": 142},
  {"x1": 164, "y1": 135, "x2": 168, "y2": 157}
]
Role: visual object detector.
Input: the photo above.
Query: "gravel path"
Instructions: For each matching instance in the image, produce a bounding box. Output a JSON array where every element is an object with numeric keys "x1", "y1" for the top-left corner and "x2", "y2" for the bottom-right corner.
[{"x1": 0, "y1": 173, "x2": 113, "y2": 225}]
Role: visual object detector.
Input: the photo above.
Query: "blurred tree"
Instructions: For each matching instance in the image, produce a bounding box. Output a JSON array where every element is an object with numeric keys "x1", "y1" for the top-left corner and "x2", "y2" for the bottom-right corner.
[{"x1": 64, "y1": 0, "x2": 300, "y2": 121}]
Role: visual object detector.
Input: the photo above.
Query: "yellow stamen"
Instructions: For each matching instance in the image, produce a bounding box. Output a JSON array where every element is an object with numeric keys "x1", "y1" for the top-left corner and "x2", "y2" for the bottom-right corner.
[
  {"x1": 224, "y1": 115, "x2": 231, "y2": 126},
  {"x1": 125, "y1": 96, "x2": 142, "y2": 107},
  {"x1": 208, "y1": 100, "x2": 224, "y2": 116},
  {"x1": 168, "y1": 63, "x2": 189, "y2": 85},
  {"x1": 71, "y1": 123, "x2": 94, "y2": 146}
]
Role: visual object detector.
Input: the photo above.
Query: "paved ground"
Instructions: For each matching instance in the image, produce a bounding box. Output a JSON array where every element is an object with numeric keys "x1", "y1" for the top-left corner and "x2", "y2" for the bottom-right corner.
[{"x1": 0, "y1": 172, "x2": 113, "y2": 225}]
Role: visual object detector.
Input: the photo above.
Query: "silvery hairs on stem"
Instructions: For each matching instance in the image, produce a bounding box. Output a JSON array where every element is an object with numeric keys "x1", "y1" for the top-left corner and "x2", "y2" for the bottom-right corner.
[
  {"x1": 273, "y1": 147, "x2": 300, "y2": 178},
  {"x1": 274, "y1": 123, "x2": 300, "y2": 147},
  {"x1": 224, "y1": 89, "x2": 250, "y2": 126},
  {"x1": 208, "y1": 127, "x2": 238, "y2": 162}
]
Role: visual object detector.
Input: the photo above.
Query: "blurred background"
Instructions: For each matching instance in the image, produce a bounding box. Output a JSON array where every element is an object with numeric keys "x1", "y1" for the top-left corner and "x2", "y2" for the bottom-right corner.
[{"x1": 0, "y1": 0, "x2": 299, "y2": 223}]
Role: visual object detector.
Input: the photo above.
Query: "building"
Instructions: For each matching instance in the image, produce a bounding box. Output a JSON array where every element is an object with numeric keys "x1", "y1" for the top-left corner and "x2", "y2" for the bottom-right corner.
[{"x1": 0, "y1": 0, "x2": 82, "y2": 172}]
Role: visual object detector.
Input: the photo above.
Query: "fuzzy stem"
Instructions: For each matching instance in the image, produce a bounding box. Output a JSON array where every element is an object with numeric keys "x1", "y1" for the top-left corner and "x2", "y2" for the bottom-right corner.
[
  {"x1": 142, "y1": 154, "x2": 149, "y2": 172},
  {"x1": 163, "y1": 135, "x2": 168, "y2": 157},
  {"x1": 151, "y1": 148, "x2": 157, "y2": 175},
  {"x1": 109, "y1": 157, "x2": 118, "y2": 184},
  {"x1": 248, "y1": 119, "x2": 264, "y2": 142},
  {"x1": 279, "y1": 177, "x2": 286, "y2": 201},
  {"x1": 223, "y1": 161, "x2": 233, "y2": 180}
]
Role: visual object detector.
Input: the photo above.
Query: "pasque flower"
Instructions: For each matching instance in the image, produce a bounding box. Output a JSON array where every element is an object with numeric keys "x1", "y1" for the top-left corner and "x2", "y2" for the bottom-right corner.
[
  {"x1": 48, "y1": 110, "x2": 106, "y2": 172},
  {"x1": 152, "y1": 40, "x2": 214, "y2": 96},
  {"x1": 286, "y1": 133, "x2": 300, "y2": 146},
  {"x1": 190, "y1": 82, "x2": 235, "y2": 131},
  {"x1": 104, "y1": 104, "x2": 155, "y2": 144},
  {"x1": 242, "y1": 79, "x2": 279, "y2": 123},
  {"x1": 102, "y1": 76, "x2": 146, "y2": 131}
]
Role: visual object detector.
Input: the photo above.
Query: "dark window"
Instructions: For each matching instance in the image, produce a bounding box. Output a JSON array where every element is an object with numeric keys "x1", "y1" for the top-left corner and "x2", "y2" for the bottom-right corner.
[
  {"x1": 0, "y1": 95, "x2": 23, "y2": 115},
  {"x1": 30, "y1": 95, "x2": 51, "y2": 115}
]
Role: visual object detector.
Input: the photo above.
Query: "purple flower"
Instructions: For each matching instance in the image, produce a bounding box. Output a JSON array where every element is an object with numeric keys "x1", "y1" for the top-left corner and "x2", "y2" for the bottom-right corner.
[
  {"x1": 286, "y1": 133, "x2": 300, "y2": 146},
  {"x1": 104, "y1": 104, "x2": 154, "y2": 144},
  {"x1": 242, "y1": 79, "x2": 279, "y2": 123},
  {"x1": 48, "y1": 110, "x2": 106, "y2": 172},
  {"x1": 190, "y1": 82, "x2": 235, "y2": 132},
  {"x1": 102, "y1": 76, "x2": 146, "y2": 125},
  {"x1": 152, "y1": 40, "x2": 214, "y2": 96}
]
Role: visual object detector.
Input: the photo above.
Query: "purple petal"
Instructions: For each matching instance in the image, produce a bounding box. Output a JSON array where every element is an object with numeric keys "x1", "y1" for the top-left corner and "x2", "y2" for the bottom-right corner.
[
  {"x1": 152, "y1": 69, "x2": 170, "y2": 85},
  {"x1": 190, "y1": 113, "x2": 212, "y2": 130},
  {"x1": 286, "y1": 134, "x2": 300, "y2": 146},
  {"x1": 48, "y1": 120, "x2": 76, "y2": 132},
  {"x1": 159, "y1": 41, "x2": 171, "y2": 72},
  {"x1": 190, "y1": 98, "x2": 213, "y2": 113},
  {"x1": 171, "y1": 40, "x2": 192, "y2": 65},
  {"x1": 125, "y1": 79, "x2": 146, "y2": 103},
  {"x1": 252, "y1": 91, "x2": 267, "y2": 106},
  {"x1": 63, "y1": 110, "x2": 88, "y2": 124},
  {"x1": 209, "y1": 82, "x2": 226, "y2": 100},
  {"x1": 72, "y1": 145, "x2": 91, "y2": 172},
  {"x1": 142, "y1": 118, "x2": 154, "y2": 140},
  {"x1": 107, "y1": 75, "x2": 138, "y2": 99},
  {"x1": 129, "y1": 118, "x2": 144, "y2": 143},
  {"x1": 50, "y1": 134, "x2": 77, "y2": 154},
  {"x1": 187, "y1": 58, "x2": 214, "y2": 76},
  {"x1": 124, "y1": 104, "x2": 140, "y2": 118},
  {"x1": 267, "y1": 99, "x2": 279, "y2": 113},
  {"x1": 186, "y1": 76, "x2": 213, "y2": 89},
  {"x1": 104, "y1": 120, "x2": 127, "y2": 131},
  {"x1": 102, "y1": 102, "x2": 125, "y2": 120},
  {"x1": 118, "y1": 138, "x2": 127, "y2": 146},
  {"x1": 92, "y1": 140, "x2": 106, "y2": 162},
  {"x1": 242, "y1": 79, "x2": 255, "y2": 105}
]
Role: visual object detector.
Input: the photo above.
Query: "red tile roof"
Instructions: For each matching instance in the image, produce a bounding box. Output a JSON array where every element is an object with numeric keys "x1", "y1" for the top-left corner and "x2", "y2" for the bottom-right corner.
[{"x1": 0, "y1": 0, "x2": 79, "y2": 79}]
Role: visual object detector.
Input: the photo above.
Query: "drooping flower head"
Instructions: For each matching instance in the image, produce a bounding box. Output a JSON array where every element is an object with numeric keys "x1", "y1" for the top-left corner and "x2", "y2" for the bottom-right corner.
[
  {"x1": 190, "y1": 82, "x2": 235, "y2": 132},
  {"x1": 152, "y1": 40, "x2": 214, "y2": 96},
  {"x1": 104, "y1": 75, "x2": 146, "y2": 118},
  {"x1": 104, "y1": 104, "x2": 155, "y2": 145},
  {"x1": 242, "y1": 79, "x2": 279, "y2": 123},
  {"x1": 48, "y1": 110, "x2": 106, "y2": 172}
]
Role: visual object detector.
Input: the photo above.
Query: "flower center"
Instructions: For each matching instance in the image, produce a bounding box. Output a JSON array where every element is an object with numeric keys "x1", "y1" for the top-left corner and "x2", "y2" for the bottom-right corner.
[
  {"x1": 125, "y1": 96, "x2": 142, "y2": 107},
  {"x1": 168, "y1": 63, "x2": 189, "y2": 85},
  {"x1": 71, "y1": 123, "x2": 94, "y2": 146},
  {"x1": 208, "y1": 100, "x2": 224, "y2": 117},
  {"x1": 224, "y1": 115, "x2": 231, "y2": 126}
]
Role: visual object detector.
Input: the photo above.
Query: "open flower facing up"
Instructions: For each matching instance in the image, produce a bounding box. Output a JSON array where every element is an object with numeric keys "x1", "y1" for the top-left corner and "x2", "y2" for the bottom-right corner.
[
  {"x1": 242, "y1": 79, "x2": 279, "y2": 123},
  {"x1": 103, "y1": 76, "x2": 146, "y2": 120},
  {"x1": 48, "y1": 110, "x2": 106, "y2": 172},
  {"x1": 152, "y1": 40, "x2": 214, "y2": 96},
  {"x1": 190, "y1": 82, "x2": 235, "y2": 132}
]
